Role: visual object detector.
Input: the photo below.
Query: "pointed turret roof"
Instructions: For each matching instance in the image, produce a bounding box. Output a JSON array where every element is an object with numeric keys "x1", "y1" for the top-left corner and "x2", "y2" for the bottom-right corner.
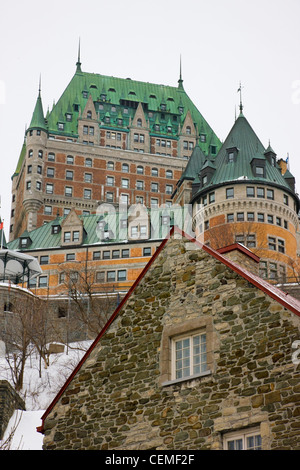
[
  {"x1": 28, "y1": 88, "x2": 47, "y2": 132},
  {"x1": 191, "y1": 111, "x2": 298, "y2": 204}
]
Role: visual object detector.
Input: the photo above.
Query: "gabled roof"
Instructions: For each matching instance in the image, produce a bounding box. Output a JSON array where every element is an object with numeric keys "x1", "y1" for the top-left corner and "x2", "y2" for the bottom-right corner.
[{"x1": 37, "y1": 226, "x2": 300, "y2": 434}]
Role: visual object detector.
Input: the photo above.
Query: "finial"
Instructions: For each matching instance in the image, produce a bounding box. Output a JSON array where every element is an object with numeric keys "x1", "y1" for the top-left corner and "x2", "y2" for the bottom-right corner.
[
  {"x1": 76, "y1": 38, "x2": 82, "y2": 72},
  {"x1": 178, "y1": 55, "x2": 184, "y2": 89},
  {"x1": 38, "y1": 74, "x2": 42, "y2": 97},
  {"x1": 237, "y1": 81, "x2": 244, "y2": 113}
]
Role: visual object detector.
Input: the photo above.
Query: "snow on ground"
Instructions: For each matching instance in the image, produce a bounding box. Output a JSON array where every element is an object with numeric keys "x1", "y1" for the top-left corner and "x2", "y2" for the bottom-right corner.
[{"x1": 0, "y1": 340, "x2": 92, "y2": 450}]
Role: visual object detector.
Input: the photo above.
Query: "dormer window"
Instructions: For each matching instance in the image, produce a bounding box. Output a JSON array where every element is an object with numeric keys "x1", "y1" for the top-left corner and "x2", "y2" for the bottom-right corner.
[
  {"x1": 100, "y1": 93, "x2": 106, "y2": 101},
  {"x1": 178, "y1": 106, "x2": 184, "y2": 114},
  {"x1": 226, "y1": 147, "x2": 238, "y2": 163},
  {"x1": 82, "y1": 91, "x2": 88, "y2": 99},
  {"x1": 251, "y1": 157, "x2": 266, "y2": 178},
  {"x1": 87, "y1": 110, "x2": 92, "y2": 119},
  {"x1": 66, "y1": 113, "x2": 72, "y2": 122}
]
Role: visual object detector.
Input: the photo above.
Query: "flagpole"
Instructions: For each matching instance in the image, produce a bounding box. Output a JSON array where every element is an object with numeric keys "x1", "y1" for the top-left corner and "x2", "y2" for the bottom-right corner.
[{"x1": 0, "y1": 219, "x2": 3, "y2": 249}]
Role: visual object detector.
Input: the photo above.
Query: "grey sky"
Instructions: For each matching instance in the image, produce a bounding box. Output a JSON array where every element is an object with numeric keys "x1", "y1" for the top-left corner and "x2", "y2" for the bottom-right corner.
[{"x1": 0, "y1": 0, "x2": 299, "y2": 237}]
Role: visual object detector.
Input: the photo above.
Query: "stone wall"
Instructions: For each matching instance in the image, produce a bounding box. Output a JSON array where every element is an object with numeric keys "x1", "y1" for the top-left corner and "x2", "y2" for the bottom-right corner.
[
  {"x1": 0, "y1": 380, "x2": 25, "y2": 439},
  {"x1": 42, "y1": 236, "x2": 300, "y2": 450}
]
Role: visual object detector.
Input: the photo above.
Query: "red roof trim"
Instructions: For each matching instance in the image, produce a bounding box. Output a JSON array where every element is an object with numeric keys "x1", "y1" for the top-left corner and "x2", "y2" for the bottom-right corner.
[
  {"x1": 217, "y1": 243, "x2": 260, "y2": 263},
  {"x1": 37, "y1": 227, "x2": 300, "y2": 434}
]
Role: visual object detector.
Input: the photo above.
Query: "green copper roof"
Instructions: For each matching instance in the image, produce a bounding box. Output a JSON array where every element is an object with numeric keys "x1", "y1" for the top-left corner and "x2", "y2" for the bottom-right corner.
[
  {"x1": 191, "y1": 112, "x2": 296, "y2": 202},
  {"x1": 28, "y1": 91, "x2": 47, "y2": 132},
  {"x1": 45, "y1": 65, "x2": 221, "y2": 155},
  {"x1": 178, "y1": 143, "x2": 206, "y2": 183},
  {"x1": 7, "y1": 207, "x2": 188, "y2": 252},
  {"x1": 12, "y1": 139, "x2": 26, "y2": 178}
]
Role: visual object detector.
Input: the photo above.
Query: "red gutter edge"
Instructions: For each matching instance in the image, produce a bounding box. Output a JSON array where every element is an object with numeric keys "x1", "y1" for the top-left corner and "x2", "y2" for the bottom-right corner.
[
  {"x1": 37, "y1": 226, "x2": 300, "y2": 434},
  {"x1": 37, "y1": 227, "x2": 176, "y2": 434}
]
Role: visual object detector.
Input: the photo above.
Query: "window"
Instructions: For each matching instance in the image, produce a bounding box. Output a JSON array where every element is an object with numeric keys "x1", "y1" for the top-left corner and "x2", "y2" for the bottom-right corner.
[
  {"x1": 209, "y1": 192, "x2": 215, "y2": 204},
  {"x1": 223, "y1": 429, "x2": 262, "y2": 450},
  {"x1": 112, "y1": 250, "x2": 120, "y2": 259},
  {"x1": 26, "y1": 181, "x2": 31, "y2": 190},
  {"x1": 122, "y1": 163, "x2": 129, "y2": 173},
  {"x1": 246, "y1": 187, "x2": 255, "y2": 197},
  {"x1": 226, "y1": 188, "x2": 234, "y2": 199},
  {"x1": 278, "y1": 239, "x2": 285, "y2": 253},
  {"x1": 276, "y1": 217, "x2": 282, "y2": 226},
  {"x1": 93, "y1": 251, "x2": 101, "y2": 260},
  {"x1": 136, "y1": 180, "x2": 144, "y2": 190},
  {"x1": 255, "y1": 166, "x2": 265, "y2": 177},
  {"x1": 46, "y1": 183, "x2": 54, "y2": 194},
  {"x1": 36, "y1": 181, "x2": 41, "y2": 190},
  {"x1": 85, "y1": 158, "x2": 92, "y2": 167},
  {"x1": 106, "y1": 176, "x2": 114, "y2": 186},
  {"x1": 85, "y1": 173, "x2": 92, "y2": 183},
  {"x1": 72, "y1": 231, "x2": 80, "y2": 242},
  {"x1": 27, "y1": 165, "x2": 32, "y2": 174},
  {"x1": 268, "y1": 237, "x2": 276, "y2": 250},
  {"x1": 117, "y1": 270, "x2": 126, "y2": 281},
  {"x1": 84, "y1": 189, "x2": 91, "y2": 199},
  {"x1": 173, "y1": 333, "x2": 207, "y2": 380},
  {"x1": 247, "y1": 212, "x2": 255, "y2": 222},
  {"x1": 166, "y1": 185, "x2": 173, "y2": 195},
  {"x1": 267, "y1": 214, "x2": 274, "y2": 224},
  {"x1": 122, "y1": 178, "x2": 129, "y2": 189},
  {"x1": 107, "y1": 271, "x2": 116, "y2": 282},
  {"x1": 151, "y1": 182, "x2": 158, "y2": 192},
  {"x1": 64, "y1": 231, "x2": 71, "y2": 243},
  {"x1": 65, "y1": 186, "x2": 73, "y2": 197},
  {"x1": 40, "y1": 255, "x2": 49, "y2": 265},
  {"x1": 137, "y1": 165, "x2": 144, "y2": 175},
  {"x1": 38, "y1": 276, "x2": 48, "y2": 288},
  {"x1": 122, "y1": 249, "x2": 129, "y2": 258},
  {"x1": 143, "y1": 247, "x2": 151, "y2": 256},
  {"x1": 257, "y1": 187, "x2": 265, "y2": 198},
  {"x1": 267, "y1": 189, "x2": 274, "y2": 200},
  {"x1": 67, "y1": 155, "x2": 74, "y2": 165},
  {"x1": 107, "y1": 161, "x2": 114, "y2": 170},
  {"x1": 66, "y1": 253, "x2": 75, "y2": 261},
  {"x1": 257, "y1": 213, "x2": 265, "y2": 222},
  {"x1": 66, "y1": 170, "x2": 73, "y2": 180},
  {"x1": 48, "y1": 153, "x2": 55, "y2": 161},
  {"x1": 44, "y1": 205, "x2": 52, "y2": 215},
  {"x1": 237, "y1": 212, "x2": 244, "y2": 221},
  {"x1": 284, "y1": 194, "x2": 289, "y2": 206},
  {"x1": 152, "y1": 168, "x2": 158, "y2": 177},
  {"x1": 103, "y1": 251, "x2": 110, "y2": 260},
  {"x1": 227, "y1": 213, "x2": 234, "y2": 223},
  {"x1": 37, "y1": 165, "x2": 42, "y2": 174},
  {"x1": 166, "y1": 169, "x2": 173, "y2": 179},
  {"x1": 151, "y1": 198, "x2": 158, "y2": 207}
]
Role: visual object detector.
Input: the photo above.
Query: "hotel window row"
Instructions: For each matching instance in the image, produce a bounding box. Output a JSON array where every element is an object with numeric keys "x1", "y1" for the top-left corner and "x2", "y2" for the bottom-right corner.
[
  {"x1": 106, "y1": 162, "x2": 173, "y2": 179},
  {"x1": 227, "y1": 212, "x2": 288, "y2": 228}
]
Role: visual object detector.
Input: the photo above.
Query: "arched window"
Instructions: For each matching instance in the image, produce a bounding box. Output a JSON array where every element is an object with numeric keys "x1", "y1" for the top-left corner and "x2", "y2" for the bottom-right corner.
[
  {"x1": 122, "y1": 163, "x2": 129, "y2": 173},
  {"x1": 137, "y1": 118, "x2": 142, "y2": 127},
  {"x1": 186, "y1": 126, "x2": 191, "y2": 135}
]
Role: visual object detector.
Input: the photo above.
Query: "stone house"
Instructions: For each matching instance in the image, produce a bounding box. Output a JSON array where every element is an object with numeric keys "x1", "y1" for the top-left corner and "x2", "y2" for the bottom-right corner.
[{"x1": 37, "y1": 227, "x2": 300, "y2": 450}]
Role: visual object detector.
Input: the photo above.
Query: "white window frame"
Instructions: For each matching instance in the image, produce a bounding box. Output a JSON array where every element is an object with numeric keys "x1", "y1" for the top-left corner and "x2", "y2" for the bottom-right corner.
[
  {"x1": 171, "y1": 332, "x2": 207, "y2": 381},
  {"x1": 223, "y1": 427, "x2": 262, "y2": 450}
]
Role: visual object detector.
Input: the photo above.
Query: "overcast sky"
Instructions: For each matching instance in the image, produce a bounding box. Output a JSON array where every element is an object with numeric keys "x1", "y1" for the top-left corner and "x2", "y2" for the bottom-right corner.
[{"x1": 0, "y1": 0, "x2": 299, "y2": 239}]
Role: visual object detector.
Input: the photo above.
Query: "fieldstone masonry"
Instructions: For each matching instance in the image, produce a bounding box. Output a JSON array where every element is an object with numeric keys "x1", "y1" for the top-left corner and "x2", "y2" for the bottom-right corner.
[
  {"x1": 0, "y1": 380, "x2": 25, "y2": 439},
  {"x1": 42, "y1": 235, "x2": 300, "y2": 450}
]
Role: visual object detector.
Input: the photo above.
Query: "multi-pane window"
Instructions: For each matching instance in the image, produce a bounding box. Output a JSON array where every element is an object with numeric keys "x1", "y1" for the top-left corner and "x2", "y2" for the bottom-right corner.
[
  {"x1": 267, "y1": 189, "x2": 274, "y2": 200},
  {"x1": 173, "y1": 333, "x2": 207, "y2": 380},
  {"x1": 84, "y1": 189, "x2": 91, "y2": 199},
  {"x1": 246, "y1": 187, "x2": 255, "y2": 197},
  {"x1": 66, "y1": 170, "x2": 73, "y2": 180},
  {"x1": 65, "y1": 186, "x2": 73, "y2": 197},
  {"x1": 137, "y1": 165, "x2": 144, "y2": 175},
  {"x1": 122, "y1": 163, "x2": 129, "y2": 173},
  {"x1": 107, "y1": 176, "x2": 114, "y2": 186},
  {"x1": 122, "y1": 178, "x2": 129, "y2": 189},
  {"x1": 136, "y1": 180, "x2": 144, "y2": 190},
  {"x1": 46, "y1": 183, "x2": 53, "y2": 194},
  {"x1": 224, "y1": 429, "x2": 262, "y2": 450},
  {"x1": 226, "y1": 188, "x2": 234, "y2": 199},
  {"x1": 67, "y1": 155, "x2": 74, "y2": 165},
  {"x1": 151, "y1": 182, "x2": 158, "y2": 192},
  {"x1": 117, "y1": 270, "x2": 126, "y2": 281},
  {"x1": 152, "y1": 168, "x2": 158, "y2": 177}
]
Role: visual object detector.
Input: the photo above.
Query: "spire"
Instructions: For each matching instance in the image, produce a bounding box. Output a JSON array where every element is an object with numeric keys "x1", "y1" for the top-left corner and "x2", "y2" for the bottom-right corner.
[
  {"x1": 76, "y1": 38, "x2": 82, "y2": 73},
  {"x1": 237, "y1": 81, "x2": 244, "y2": 114},
  {"x1": 27, "y1": 77, "x2": 47, "y2": 133},
  {"x1": 178, "y1": 55, "x2": 184, "y2": 89}
]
